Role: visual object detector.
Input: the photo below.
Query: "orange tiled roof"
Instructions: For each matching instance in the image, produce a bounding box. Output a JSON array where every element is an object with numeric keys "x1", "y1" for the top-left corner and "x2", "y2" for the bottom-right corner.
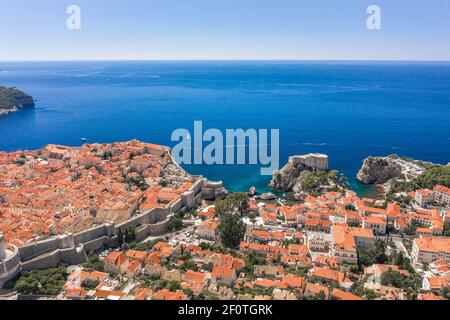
[
  {"x1": 184, "y1": 270, "x2": 206, "y2": 284},
  {"x1": 254, "y1": 278, "x2": 288, "y2": 289},
  {"x1": 415, "y1": 237, "x2": 450, "y2": 253},
  {"x1": 305, "y1": 282, "x2": 329, "y2": 297},
  {"x1": 212, "y1": 265, "x2": 234, "y2": 279},
  {"x1": 331, "y1": 289, "x2": 363, "y2": 301},
  {"x1": 282, "y1": 275, "x2": 305, "y2": 288},
  {"x1": 312, "y1": 267, "x2": 345, "y2": 283}
]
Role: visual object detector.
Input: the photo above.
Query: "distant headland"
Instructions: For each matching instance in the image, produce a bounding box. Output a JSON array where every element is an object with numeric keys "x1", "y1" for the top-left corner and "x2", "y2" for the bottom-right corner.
[{"x1": 0, "y1": 86, "x2": 35, "y2": 116}]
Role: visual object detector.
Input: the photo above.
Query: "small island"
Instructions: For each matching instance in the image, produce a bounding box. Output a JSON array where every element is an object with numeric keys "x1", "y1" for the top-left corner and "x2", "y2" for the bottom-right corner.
[{"x1": 0, "y1": 86, "x2": 35, "y2": 116}]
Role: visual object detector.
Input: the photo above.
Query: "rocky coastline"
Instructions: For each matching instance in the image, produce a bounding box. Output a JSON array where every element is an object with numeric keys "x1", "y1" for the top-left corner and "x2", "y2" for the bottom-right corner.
[
  {"x1": 0, "y1": 86, "x2": 35, "y2": 116},
  {"x1": 356, "y1": 156, "x2": 403, "y2": 185},
  {"x1": 356, "y1": 154, "x2": 449, "y2": 200}
]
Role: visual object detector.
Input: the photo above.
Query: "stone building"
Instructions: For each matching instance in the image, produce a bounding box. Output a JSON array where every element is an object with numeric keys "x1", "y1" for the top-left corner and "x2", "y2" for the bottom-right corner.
[{"x1": 289, "y1": 153, "x2": 329, "y2": 171}]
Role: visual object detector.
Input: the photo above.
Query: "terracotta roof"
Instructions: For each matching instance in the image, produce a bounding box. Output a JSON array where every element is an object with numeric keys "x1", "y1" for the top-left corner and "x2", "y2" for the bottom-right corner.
[
  {"x1": 125, "y1": 249, "x2": 148, "y2": 261},
  {"x1": 184, "y1": 270, "x2": 206, "y2": 284},
  {"x1": 434, "y1": 185, "x2": 450, "y2": 195},
  {"x1": 305, "y1": 283, "x2": 329, "y2": 297},
  {"x1": 363, "y1": 216, "x2": 386, "y2": 225},
  {"x1": 282, "y1": 275, "x2": 305, "y2": 288},
  {"x1": 418, "y1": 293, "x2": 445, "y2": 300},
  {"x1": 331, "y1": 289, "x2": 363, "y2": 300},
  {"x1": 427, "y1": 277, "x2": 450, "y2": 290},
  {"x1": 212, "y1": 265, "x2": 234, "y2": 279},
  {"x1": 153, "y1": 289, "x2": 184, "y2": 300},
  {"x1": 104, "y1": 251, "x2": 121, "y2": 263},
  {"x1": 66, "y1": 288, "x2": 87, "y2": 298},
  {"x1": 415, "y1": 237, "x2": 450, "y2": 253},
  {"x1": 254, "y1": 278, "x2": 288, "y2": 289},
  {"x1": 312, "y1": 267, "x2": 345, "y2": 283}
]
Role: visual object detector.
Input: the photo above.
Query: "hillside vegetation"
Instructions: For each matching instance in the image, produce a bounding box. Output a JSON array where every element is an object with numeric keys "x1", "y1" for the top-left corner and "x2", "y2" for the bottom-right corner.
[{"x1": 0, "y1": 86, "x2": 34, "y2": 115}]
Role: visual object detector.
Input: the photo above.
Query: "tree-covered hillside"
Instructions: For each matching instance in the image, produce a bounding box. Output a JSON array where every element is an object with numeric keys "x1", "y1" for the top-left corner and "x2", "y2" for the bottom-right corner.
[{"x1": 0, "y1": 86, "x2": 34, "y2": 115}]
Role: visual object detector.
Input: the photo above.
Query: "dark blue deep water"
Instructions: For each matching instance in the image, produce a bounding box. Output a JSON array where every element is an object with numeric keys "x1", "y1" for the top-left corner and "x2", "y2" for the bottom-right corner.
[{"x1": 0, "y1": 61, "x2": 449, "y2": 195}]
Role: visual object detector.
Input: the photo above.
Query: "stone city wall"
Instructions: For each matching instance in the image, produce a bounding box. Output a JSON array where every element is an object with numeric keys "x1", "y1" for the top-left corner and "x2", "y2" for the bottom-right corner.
[
  {"x1": 82, "y1": 236, "x2": 112, "y2": 253},
  {"x1": 170, "y1": 198, "x2": 183, "y2": 213},
  {"x1": 21, "y1": 245, "x2": 87, "y2": 272},
  {"x1": 18, "y1": 235, "x2": 73, "y2": 262},
  {"x1": 0, "y1": 178, "x2": 217, "y2": 287},
  {"x1": 73, "y1": 224, "x2": 114, "y2": 245},
  {"x1": 135, "y1": 216, "x2": 172, "y2": 242},
  {"x1": 0, "y1": 245, "x2": 21, "y2": 288}
]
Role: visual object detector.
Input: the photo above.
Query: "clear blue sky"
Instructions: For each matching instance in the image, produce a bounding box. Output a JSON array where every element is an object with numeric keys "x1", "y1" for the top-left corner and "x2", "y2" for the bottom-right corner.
[{"x1": 1, "y1": 0, "x2": 450, "y2": 61}]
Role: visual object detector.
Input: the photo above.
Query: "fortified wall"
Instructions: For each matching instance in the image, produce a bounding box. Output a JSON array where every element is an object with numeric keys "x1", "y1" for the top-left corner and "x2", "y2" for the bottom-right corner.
[
  {"x1": 0, "y1": 177, "x2": 227, "y2": 287},
  {"x1": 289, "y1": 153, "x2": 329, "y2": 171},
  {"x1": 0, "y1": 234, "x2": 21, "y2": 287}
]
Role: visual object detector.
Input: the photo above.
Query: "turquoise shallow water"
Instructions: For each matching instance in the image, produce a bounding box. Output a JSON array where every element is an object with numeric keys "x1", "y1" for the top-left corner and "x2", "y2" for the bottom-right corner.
[{"x1": 0, "y1": 61, "x2": 449, "y2": 196}]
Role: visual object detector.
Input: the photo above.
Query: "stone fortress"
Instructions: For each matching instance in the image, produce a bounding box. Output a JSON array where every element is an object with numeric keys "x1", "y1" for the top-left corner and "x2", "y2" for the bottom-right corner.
[
  {"x1": 289, "y1": 153, "x2": 329, "y2": 171},
  {"x1": 0, "y1": 178, "x2": 226, "y2": 288},
  {"x1": 0, "y1": 233, "x2": 21, "y2": 288}
]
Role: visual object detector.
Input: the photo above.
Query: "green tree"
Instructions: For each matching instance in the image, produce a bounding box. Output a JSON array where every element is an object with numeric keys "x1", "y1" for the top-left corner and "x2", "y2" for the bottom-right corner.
[
  {"x1": 219, "y1": 213, "x2": 245, "y2": 249},
  {"x1": 183, "y1": 288, "x2": 194, "y2": 298},
  {"x1": 215, "y1": 198, "x2": 237, "y2": 217},
  {"x1": 357, "y1": 239, "x2": 389, "y2": 267},
  {"x1": 167, "y1": 280, "x2": 181, "y2": 291},
  {"x1": 232, "y1": 192, "x2": 250, "y2": 216},
  {"x1": 215, "y1": 192, "x2": 250, "y2": 217},
  {"x1": 129, "y1": 227, "x2": 137, "y2": 242},
  {"x1": 168, "y1": 216, "x2": 184, "y2": 232},
  {"x1": 124, "y1": 227, "x2": 137, "y2": 243},
  {"x1": 439, "y1": 286, "x2": 450, "y2": 299},
  {"x1": 248, "y1": 212, "x2": 257, "y2": 226},
  {"x1": 12, "y1": 265, "x2": 68, "y2": 295},
  {"x1": 373, "y1": 239, "x2": 389, "y2": 264},
  {"x1": 84, "y1": 251, "x2": 105, "y2": 272},
  {"x1": 443, "y1": 223, "x2": 450, "y2": 237},
  {"x1": 81, "y1": 279, "x2": 100, "y2": 290},
  {"x1": 117, "y1": 229, "x2": 124, "y2": 247}
]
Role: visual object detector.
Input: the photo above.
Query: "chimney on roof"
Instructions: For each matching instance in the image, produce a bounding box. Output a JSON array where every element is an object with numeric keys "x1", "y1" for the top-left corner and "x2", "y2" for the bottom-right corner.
[{"x1": 0, "y1": 233, "x2": 6, "y2": 261}]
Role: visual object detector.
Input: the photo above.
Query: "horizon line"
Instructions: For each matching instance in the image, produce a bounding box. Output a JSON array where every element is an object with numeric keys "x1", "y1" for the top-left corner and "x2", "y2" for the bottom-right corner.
[{"x1": 1, "y1": 58, "x2": 450, "y2": 63}]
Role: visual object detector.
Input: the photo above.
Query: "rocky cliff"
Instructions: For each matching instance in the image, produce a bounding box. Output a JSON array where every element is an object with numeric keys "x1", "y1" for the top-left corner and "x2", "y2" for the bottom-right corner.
[
  {"x1": 270, "y1": 155, "x2": 346, "y2": 199},
  {"x1": 0, "y1": 86, "x2": 35, "y2": 116},
  {"x1": 270, "y1": 161, "x2": 305, "y2": 191},
  {"x1": 356, "y1": 157, "x2": 402, "y2": 184}
]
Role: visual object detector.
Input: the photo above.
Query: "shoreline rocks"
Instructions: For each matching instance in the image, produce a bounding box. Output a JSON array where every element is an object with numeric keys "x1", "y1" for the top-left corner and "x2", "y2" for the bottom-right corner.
[
  {"x1": 260, "y1": 192, "x2": 277, "y2": 201},
  {"x1": 248, "y1": 186, "x2": 257, "y2": 196}
]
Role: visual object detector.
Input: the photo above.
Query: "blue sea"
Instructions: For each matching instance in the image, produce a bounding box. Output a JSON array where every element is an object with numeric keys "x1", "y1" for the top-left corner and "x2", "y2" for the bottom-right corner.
[{"x1": 0, "y1": 61, "x2": 449, "y2": 195}]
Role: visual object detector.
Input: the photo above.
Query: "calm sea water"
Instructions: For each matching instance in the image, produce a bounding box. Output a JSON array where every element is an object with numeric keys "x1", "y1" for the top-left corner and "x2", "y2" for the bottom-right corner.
[{"x1": 0, "y1": 61, "x2": 449, "y2": 195}]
